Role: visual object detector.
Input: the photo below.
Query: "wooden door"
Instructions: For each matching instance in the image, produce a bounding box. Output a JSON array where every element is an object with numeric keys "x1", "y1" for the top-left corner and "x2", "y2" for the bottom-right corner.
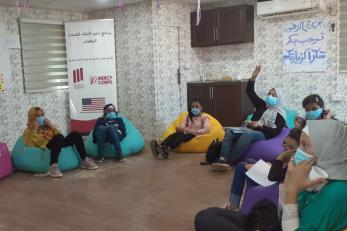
[
  {"x1": 187, "y1": 82, "x2": 213, "y2": 115},
  {"x1": 212, "y1": 82, "x2": 242, "y2": 126},
  {"x1": 191, "y1": 9, "x2": 217, "y2": 47}
]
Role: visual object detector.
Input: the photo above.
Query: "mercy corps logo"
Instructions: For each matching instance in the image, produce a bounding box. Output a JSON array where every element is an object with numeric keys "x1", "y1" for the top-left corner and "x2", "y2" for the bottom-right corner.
[
  {"x1": 73, "y1": 68, "x2": 84, "y2": 89},
  {"x1": 90, "y1": 75, "x2": 113, "y2": 85}
]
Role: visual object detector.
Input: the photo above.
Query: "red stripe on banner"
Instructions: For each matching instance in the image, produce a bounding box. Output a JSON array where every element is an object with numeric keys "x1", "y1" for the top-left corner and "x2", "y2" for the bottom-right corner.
[
  {"x1": 73, "y1": 70, "x2": 76, "y2": 83},
  {"x1": 76, "y1": 69, "x2": 80, "y2": 82},
  {"x1": 70, "y1": 119, "x2": 97, "y2": 134},
  {"x1": 80, "y1": 68, "x2": 83, "y2": 81}
]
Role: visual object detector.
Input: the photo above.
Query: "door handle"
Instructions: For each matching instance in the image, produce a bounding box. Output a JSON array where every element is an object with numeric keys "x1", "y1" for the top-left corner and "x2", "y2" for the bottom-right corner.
[
  {"x1": 211, "y1": 86, "x2": 214, "y2": 99},
  {"x1": 216, "y1": 28, "x2": 219, "y2": 41},
  {"x1": 213, "y1": 28, "x2": 216, "y2": 41}
]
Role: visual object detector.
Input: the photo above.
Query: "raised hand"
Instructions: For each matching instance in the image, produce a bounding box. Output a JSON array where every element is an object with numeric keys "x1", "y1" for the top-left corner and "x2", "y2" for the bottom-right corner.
[{"x1": 250, "y1": 65, "x2": 261, "y2": 81}]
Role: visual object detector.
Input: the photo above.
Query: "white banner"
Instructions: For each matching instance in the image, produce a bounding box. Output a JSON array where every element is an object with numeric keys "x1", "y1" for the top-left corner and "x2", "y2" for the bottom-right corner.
[
  {"x1": 283, "y1": 19, "x2": 327, "y2": 72},
  {"x1": 65, "y1": 19, "x2": 117, "y2": 133}
]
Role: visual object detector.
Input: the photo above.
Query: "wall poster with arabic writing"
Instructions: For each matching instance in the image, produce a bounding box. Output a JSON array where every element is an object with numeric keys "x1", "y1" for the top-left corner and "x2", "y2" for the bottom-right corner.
[{"x1": 283, "y1": 19, "x2": 327, "y2": 72}]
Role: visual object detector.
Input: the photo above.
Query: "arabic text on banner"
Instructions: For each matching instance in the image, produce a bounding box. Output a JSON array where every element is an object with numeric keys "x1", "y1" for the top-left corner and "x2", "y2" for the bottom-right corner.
[{"x1": 283, "y1": 19, "x2": 327, "y2": 72}]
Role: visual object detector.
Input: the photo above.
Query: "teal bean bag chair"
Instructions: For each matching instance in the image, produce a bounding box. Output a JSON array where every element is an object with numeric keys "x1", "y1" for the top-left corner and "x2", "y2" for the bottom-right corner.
[
  {"x1": 12, "y1": 136, "x2": 81, "y2": 173},
  {"x1": 85, "y1": 116, "x2": 145, "y2": 158}
]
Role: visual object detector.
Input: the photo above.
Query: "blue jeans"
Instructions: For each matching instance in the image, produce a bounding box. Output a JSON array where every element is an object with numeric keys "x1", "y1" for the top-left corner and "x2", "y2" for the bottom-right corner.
[
  {"x1": 96, "y1": 125, "x2": 122, "y2": 156},
  {"x1": 229, "y1": 159, "x2": 257, "y2": 207},
  {"x1": 221, "y1": 129, "x2": 265, "y2": 163}
]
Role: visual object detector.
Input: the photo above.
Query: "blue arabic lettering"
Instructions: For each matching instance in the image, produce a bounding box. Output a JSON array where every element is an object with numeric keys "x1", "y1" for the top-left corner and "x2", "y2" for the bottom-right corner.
[
  {"x1": 286, "y1": 33, "x2": 325, "y2": 46},
  {"x1": 283, "y1": 48, "x2": 326, "y2": 64}
]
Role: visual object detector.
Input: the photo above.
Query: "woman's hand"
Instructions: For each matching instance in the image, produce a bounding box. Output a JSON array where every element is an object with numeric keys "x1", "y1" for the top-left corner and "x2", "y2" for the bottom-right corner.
[
  {"x1": 323, "y1": 109, "x2": 333, "y2": 119},
  {"x1": 294, "y1": 116, "x2": 303, "y2": 128},
  {"x1": 45, "y1": 119, "x2": 55, "y2": 129},
  {"x1": 247, "y1": 121, "x2": 262, "y2": 129},
  {"x1": 250, "y1": 65, "x2": 261, "y2": 81},
  {"x1": 277, "y1": 150, "x2": 295, "y2": 162},
  {"x1": 32, "y1": 121, "x2": 40, "y2": 132},
  {"x1": 284, "y1": 158, "x2": 326, "y2": 195}
]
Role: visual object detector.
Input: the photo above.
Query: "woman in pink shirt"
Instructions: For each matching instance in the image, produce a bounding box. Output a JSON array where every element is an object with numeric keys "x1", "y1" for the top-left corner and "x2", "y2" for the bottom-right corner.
[{"x1": 150, "y1": 98, "x2": 210, "y2": 159}]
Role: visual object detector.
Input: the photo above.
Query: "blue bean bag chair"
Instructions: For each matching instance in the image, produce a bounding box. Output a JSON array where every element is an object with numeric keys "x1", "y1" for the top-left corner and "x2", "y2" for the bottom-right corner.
[
  {"x1": 85, "y1": 116, "x2": 144, "y2": 158},
  {"x1": 12, "y1": 136, "x2": 81, "y2": 173}
]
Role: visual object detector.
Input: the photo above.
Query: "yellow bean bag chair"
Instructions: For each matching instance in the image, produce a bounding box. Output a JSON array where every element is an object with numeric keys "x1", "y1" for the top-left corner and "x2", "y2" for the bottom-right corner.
[{"x1": 161, "y1": 112, "x2": 225, "y2": 153}]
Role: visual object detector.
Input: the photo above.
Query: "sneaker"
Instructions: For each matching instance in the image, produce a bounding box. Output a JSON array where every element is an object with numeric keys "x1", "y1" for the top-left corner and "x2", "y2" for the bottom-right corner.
[
  {"x1": 157, "y1": 145, "x2": 169, "y2": 159},
  {"x1": 150, "y1": 139, "x2": 159, "y2": 159},
  {"x1": 95, "y1": 155, "x2": 105, "y2": 163},
  {"x1": 48, "y1": 163, "x2": 63, "y2": 178},
  {"x1": 80, "y1": 157, "x2": 98, "y2": 170},
  {"x1": 211, "y1": 158, "x2": 230, "y2": 172},
  {"x1": 116, "y1": 154, "x2": 126, "y2": 162},
  {"x1": 224, "y1": 203, "x2": 239, "y2": 212}
]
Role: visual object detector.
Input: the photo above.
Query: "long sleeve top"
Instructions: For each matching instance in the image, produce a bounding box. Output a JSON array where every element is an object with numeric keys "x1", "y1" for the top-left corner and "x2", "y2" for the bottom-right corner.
[
  {"x1": 246, "y1": 80, "x2": 286, "y2": 139},
  {"x1": 180, "y1": 114, "x2": 210, "y2": 135},
  {"x1": 92, "y1": 116, "x2": 127, "y2": 143},
  {"x1": 281, "y1": 180, "x2": 347, "y2": 231},
  {"x1": 23, "y1": 127, "x2": 61, "y2": 149}
]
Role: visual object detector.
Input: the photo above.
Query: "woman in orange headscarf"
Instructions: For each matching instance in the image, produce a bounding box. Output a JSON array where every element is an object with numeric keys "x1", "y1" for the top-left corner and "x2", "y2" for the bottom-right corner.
[{"x1": 24, "y1": 106, "x2": 97, "y2": 177}]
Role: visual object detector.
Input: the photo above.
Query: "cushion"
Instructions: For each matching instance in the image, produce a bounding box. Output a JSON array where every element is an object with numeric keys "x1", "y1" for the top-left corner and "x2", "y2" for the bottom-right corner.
[
  {"x1": 0, "y1": 142, "x2": 13, "y2": 179},
  {"x1": 161, "y1": 112, "x2": 225, "y2": 153},
  {"x1": 12, "y1": 136, "x2": 80, "y2": 173},
  {"x1": 85, "y1": 116, "x2": 145, "y2": 157},
  {"x1": 240, "y1": 183, "x2": 280, "y2": 214},
  {"x1": 241, "y1": 128, "x2": 290, "y2": 162}
]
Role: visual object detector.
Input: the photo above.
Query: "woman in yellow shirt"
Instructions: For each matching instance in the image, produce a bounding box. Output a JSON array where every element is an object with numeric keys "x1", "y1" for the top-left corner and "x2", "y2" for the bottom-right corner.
[{"x1": 23, "y1": 107, "x2": 97, "y2": 177}]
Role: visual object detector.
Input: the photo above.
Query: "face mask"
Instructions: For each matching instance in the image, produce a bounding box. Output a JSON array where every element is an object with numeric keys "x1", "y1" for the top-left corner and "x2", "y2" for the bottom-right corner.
[
  {"x1": 305, "y1": 108, "x2": 323, "y2": 120},
  {"x1": 294, "y1": 148, "x2": 312, "y2": 165},
  {"x1": 106, "y1": 112, "x2": 117, "y2": 119},
  {"x1": 36, "y1": 116, "x2": 45, "y2": 126},
  {"x1": 265, "y1": 95, "x2": 279, "y2": 107},
  {"x1": 191, "y1": 108, "x2": 201, "y2": 116}
]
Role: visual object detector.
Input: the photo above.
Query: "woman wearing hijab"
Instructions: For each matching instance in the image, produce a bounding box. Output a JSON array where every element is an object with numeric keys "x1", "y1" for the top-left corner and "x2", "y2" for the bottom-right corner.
[
  {"x1": 282, "y1": 119, "x2": 347, "y2": 231},
  {"x1": 23, "y1": 107, "x2": 98, "y2": 178},
  {"x1": 212, "y1": 65, "x2": 287, "y2": 171},
  {"x1": 92, "y1": 104, "x2": 126, "y2": 163},
  {"x1": 195, "y1": 120, "x2": 347, "y2": 231}
]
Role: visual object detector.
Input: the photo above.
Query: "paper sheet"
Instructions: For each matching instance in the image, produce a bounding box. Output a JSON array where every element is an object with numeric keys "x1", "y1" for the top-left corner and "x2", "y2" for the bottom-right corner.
[{"x1": 245, "y1": 159, "x2": 277, "y2": 187}]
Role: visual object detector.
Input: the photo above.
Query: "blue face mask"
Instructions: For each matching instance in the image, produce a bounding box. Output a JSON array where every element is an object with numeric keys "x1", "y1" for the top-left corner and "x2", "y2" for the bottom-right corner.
[
  {"x1": 106, "y1": 112, "x2": 117, "y2": 119},
  {"x1": 36, "y1": 116, "x2": 45, "y2": 126},
  {"x1": 306, "y1": 108, "x2": 323, "y2": 120},
  {"x1": 191, "y1": 108, "x2": 201, "y2": 116},
  {"x1": 265, "y1": 95, "x2": 279, "y2": 107},
  {"x1": 294, "y1": 148, "x2": 312, "y2": 165}
]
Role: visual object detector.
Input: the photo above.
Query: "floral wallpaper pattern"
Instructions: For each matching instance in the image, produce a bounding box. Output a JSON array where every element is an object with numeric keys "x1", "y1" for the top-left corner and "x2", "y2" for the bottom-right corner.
[
  {"x1": 89, "y1": 1, "x2": 158, "y2": 140},
  {"x1": 0, "y1": 6, "x2": 86, "y2": 149},
  {"x1": 2, "y1": 0, "x2": 346, "y2": 149}
]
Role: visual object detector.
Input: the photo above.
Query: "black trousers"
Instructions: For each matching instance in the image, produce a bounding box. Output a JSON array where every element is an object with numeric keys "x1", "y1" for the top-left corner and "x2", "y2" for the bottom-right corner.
[
  {"x1": 46, "y1": 132, "x2": 87, "y2": 165},
  {"x1": 195, "y1": 207, "x2": 246, "y2": 231},
  {"x1": 161, "y1": 131, "x2": 195, "y2": 150}
]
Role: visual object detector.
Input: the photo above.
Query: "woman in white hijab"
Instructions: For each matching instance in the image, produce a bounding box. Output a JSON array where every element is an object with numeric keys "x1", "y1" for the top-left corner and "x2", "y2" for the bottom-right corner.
[
  {"x1": 282, "y1": 119, "x2": 347, "y2": 231},
  {"x1": 212, "y1": 65, "x2": 287, "y2": 171}
]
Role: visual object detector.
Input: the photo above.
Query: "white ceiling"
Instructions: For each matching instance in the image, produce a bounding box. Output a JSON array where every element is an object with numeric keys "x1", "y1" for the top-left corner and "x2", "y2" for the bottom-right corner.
[{"x1": 0, "y1": 0, "x2": 229, "y2": 12}]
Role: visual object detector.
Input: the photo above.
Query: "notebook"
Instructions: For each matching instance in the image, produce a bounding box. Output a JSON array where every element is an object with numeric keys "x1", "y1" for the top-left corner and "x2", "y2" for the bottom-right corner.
[{"x1": 225, "y1": 126, "x2": 253, "y2": 134}]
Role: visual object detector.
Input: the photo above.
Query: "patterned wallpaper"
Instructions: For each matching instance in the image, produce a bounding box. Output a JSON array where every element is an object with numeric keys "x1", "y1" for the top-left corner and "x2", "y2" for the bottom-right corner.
[
  {"x1": 192, "y1": 0, "x2": 347, "y2": 121},
  {"x1": 0, "y1": 6, "x2": 86, "y2": 149},
  {"x1": 89, "y1": 1, "x2": 158, "y2": 140},
  {"x1": 2, "y1": 0, "x2": 346, "y2": 148}
]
